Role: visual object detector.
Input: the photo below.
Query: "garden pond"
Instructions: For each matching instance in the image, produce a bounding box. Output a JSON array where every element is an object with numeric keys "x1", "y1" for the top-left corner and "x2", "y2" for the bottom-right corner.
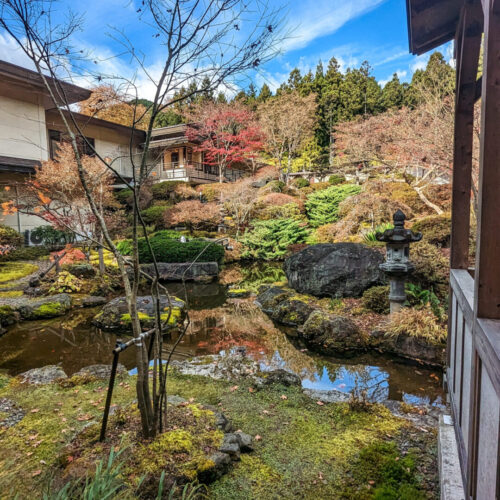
[{"x1": 0, "y1": 266, "x2": 445, "y2": 408}]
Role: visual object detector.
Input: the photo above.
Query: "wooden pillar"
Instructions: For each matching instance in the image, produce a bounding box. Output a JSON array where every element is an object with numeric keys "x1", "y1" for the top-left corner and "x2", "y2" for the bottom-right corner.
[
  {"x1": 474, "y1": 0, "x2": 500, "y2": 319},
  {"x1": 451, "y1": 0, "x2": 483, "y2": 270}
]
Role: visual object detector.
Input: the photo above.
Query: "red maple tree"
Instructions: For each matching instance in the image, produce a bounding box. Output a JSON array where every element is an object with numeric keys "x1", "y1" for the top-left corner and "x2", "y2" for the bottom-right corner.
[{"x1": 186, "y1": 103, "x2": 264, "y2": 182}]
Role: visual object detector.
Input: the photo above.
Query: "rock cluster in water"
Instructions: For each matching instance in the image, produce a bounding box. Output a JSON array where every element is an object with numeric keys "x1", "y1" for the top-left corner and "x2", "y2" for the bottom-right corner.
[
  {"x1": 256, "y1": 285, "x2": 445, "y2": 366},
  {"x1": 92, "y1": 295, "x2": 186, "y2": 331}
]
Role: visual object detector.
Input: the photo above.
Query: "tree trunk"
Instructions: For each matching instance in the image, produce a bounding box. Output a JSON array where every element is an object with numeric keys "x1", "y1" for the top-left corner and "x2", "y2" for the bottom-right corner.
[{"x1": 98, "y1": 238, "x2": 105, "y2": 275}]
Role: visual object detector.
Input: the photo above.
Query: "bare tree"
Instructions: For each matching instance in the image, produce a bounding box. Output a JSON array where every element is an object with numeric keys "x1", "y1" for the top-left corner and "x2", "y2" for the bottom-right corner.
[
  {"x1": 258, "y1": 91, "x2": 317, "y2": 182},
  {"x1": 0, "y1": 0, "x2": 283, "y2": 438}
]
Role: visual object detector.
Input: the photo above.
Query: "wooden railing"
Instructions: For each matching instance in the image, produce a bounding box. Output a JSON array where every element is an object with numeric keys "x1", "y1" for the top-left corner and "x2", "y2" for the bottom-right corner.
[
  {"x1": 448, "y1": 269, "x2": 500, "y2": 498},
  {"x1": 159, "y1": 163, "x2": 245, "y2": 183}
]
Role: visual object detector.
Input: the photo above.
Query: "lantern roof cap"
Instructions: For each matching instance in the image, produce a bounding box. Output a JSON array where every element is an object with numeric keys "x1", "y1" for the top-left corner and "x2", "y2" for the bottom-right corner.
[{"x1": 376, "y1": 210, "x2": 422, "y2": 244}]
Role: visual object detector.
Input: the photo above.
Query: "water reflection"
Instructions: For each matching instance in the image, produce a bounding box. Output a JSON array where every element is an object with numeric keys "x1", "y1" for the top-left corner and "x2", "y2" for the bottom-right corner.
[{"x1": 0, "y1": 285, "x2": 444, "y2": 407}]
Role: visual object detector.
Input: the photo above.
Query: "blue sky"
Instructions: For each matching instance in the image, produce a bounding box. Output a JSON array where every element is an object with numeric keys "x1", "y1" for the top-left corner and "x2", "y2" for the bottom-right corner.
[{"x1": 0, "y1": 0, "x2": 452, "y2": 99}]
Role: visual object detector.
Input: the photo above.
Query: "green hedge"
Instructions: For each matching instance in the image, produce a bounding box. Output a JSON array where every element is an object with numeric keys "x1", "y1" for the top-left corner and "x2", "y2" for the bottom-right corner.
[
  {"x1": 151, "y1": 181, "x2": 184, "y2": 200},
  {"x1": 138, "y1": 234, "x2": 224, "y2": 263},
  {"x1": 305, "y1": 184, "x2": 361, "y2": 227},
  {"x1": 0, "y1": 246, "x2": 50, "y2": 262},
  {"x1": 140, "y1": 205, "x2": 167, "y2": 227}
]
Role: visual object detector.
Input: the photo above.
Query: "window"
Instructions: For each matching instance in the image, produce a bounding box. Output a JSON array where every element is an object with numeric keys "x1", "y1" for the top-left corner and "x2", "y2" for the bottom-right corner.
[
  {"x1": 77, "y1": 136, "x2": 96, "y2": 157},
  {"x1": 171, "y1": 150, "x2": 179, "y2": 166},
  {"x1": 49, "y1": 130, "x2": 61, "y2": 159},
  {"x1": 48, "y1": 131, "x2": 95, "y2": 159}
]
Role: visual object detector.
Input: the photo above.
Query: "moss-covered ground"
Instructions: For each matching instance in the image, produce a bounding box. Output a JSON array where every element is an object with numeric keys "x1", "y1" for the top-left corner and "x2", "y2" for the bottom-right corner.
[
  {"x1": 0, "y1": 370, "x2": 438, "y2": 499},
  {"x1": 0, "y1": 261, "x2": 38, "y2": 285}
]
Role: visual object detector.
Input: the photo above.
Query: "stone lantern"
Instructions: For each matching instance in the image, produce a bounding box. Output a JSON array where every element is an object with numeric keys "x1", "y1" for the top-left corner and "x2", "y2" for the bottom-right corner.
[{"x1": 376, "y1": 210, "x2": 422, "y2": 314}]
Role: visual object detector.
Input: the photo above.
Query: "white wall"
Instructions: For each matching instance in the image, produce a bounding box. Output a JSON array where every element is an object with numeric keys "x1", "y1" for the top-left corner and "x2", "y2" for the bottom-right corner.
[{"x1": 0, "y1": 95, "x2": 48, "y2": 161}]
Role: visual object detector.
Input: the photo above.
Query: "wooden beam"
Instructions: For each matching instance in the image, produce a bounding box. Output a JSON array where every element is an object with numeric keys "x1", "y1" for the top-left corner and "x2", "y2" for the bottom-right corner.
[
  {"x1": 474, "y1": 0, "x2": 500, "y2": 318},
  {"x1": 451, "y1": 0, "x2": 483, "y2": 270}
]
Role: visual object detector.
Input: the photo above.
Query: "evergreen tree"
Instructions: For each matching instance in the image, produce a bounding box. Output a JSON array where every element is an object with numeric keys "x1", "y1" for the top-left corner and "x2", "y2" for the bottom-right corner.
[
  {"x1": 257, "y1": 83, "x2": 273, "y2": 102},
  {"x1": 404, "y1": 51, "x2": 455, "y2": 107},
  {"x1": 381, "y1": 73, "x2": 405, "y2": 109}
]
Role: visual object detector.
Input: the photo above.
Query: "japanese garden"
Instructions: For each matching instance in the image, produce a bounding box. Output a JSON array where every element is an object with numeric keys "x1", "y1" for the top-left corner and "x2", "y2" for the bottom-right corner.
[{"x1": 0, "y1": 0, "x2": 498, "y2": 499}]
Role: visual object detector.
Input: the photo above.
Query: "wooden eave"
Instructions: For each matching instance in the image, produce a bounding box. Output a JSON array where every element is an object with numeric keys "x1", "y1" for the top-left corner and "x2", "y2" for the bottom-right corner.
[
  {"x1": 0, "y1": 60, "x2": 91, "y2": 107},
  {"x1": 406, "y1": 0, "x2": 462, "y2": 55}
]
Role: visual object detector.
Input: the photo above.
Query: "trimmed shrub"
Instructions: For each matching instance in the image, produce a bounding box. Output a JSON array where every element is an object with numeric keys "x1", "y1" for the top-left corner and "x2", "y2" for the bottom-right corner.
[
  {"x1": 264, "y1": 180, "x2": 285, "y2": 193},
  {"x1": 138, "y1": 234, "x2": 224, "y2": 264},
  {"x1": 410, "y1": 241, "x2": 449, "y2": 298},
  {"x1": 115, "y1": 188, "x2": 134, "y2": 205},
  {"x1": 258, "y1": 203, "x2": 302, "y2": 221},
  {"x1": 31, "y1": 225, "x2": 75, "y2": 246},
  {"x1": 328, "y1": 174, "x2": 345, "y2": 185},
  {"x1": 365, "y1": 181, "x2": 427, "y2": 215},
  {"x1": 305, "y1": 184, "x2": 362, "y2": 227},
  {"x1": 140, "y1": 205, "x2": 167, "y2": 227},
  {"x1": 0, "y1": 224, "x2": 23, "y2": 247},
  {"x1": 240, "y1": 218, "x2": 309, "y2": 260},
  {"x1": 362, "y1": 285, "x2": 390, "y2": 314},
  {"x1": 293, "y1": 178, "x2": 310, "y2": 188},
  {"x1": 411, "y1": 213, "x2": 451, "y2": 247},
  {"x1": 0, "y1": 246, "x2": 49, "y2": 262},
  {"x1": 151, "y1": 181, "x2": 184, "y2": 200}
]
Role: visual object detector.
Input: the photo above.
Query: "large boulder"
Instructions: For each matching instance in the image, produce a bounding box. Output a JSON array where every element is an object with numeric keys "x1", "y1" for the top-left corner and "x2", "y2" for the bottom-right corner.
[
  {"x1": 300, "y1": 309, "x2": 366, "y2": 354},
  {"x1": 371, "y1": 330, "x2": 446, "y2": 367},
  {"x1": 93, "y1": 295, "x2": 185, "y2": 331},
  {"x1": 16, "y1": 294, "x2": 72, "y2": 320},
  {"x1": 140, "y1": 262, "x2": 219, "y2": 283},
  {"x1": 284, "y1": 243, "x2": 385, "y2": 298},
  {"x1": 19, "y1": 365, "x2": 67, "y2": 384},
  {"x1": 256, "y1": 286, "x2": 316, "y2": 326}
]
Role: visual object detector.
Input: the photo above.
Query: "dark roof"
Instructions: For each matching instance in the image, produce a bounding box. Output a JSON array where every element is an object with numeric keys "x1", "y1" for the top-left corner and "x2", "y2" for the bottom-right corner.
[
  {"x1": 0, "y1": 60, "x2": 91, "y2": 107},
  {"x1": 406, "y1": 0, "x2": 461, "y2": 55},
  {"x1": 45, "y1": 109, "x2": 147, "y2": 140},
  {"x1": 0, "y1": 155, "x2": 40, "y2": 173}
]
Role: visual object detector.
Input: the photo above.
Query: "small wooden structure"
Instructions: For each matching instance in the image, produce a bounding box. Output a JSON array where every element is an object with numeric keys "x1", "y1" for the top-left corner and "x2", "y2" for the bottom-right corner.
[{"x1": 407, "y1": 1, "x2": 500, "y2": 498}]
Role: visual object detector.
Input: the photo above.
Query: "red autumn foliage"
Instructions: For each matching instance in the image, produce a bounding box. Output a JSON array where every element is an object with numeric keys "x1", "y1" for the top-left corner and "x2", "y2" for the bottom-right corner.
[
  {"x1": 51, "y1": 245, "x2": 86, "y2": 265},
  {"x1": 186, "y1": 103, "x2": 264, "y2": 181}
]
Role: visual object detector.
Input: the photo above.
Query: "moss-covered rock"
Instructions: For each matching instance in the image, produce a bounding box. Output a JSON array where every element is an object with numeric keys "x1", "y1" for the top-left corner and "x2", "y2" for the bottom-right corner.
[
  {"x1": 16, "y1": 294, "x2": 72, "y2": 320},
  {"x1": 0, "y1": 304, "x2": 18, "y2": 326},
  {"x1": 92, "y1": 295, "x2": 185, "y2": 331},
  {"x1": 300, "y1": 310, "x2": 365, "y2": 355}
]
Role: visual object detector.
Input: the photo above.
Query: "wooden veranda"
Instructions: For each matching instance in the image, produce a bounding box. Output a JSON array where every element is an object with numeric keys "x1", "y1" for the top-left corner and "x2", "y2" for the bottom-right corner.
[{"x1": 407, "y1": 0, "x2": 499, "y2": 498}]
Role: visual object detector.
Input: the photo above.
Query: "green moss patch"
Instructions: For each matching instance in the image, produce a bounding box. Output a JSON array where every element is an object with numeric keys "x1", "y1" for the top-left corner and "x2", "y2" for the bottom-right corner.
[
  {"x1": 0, "y1": 370, "x2": 438, "y2": 499},
  {"x1": 0, "y1": 262, "x2": 37, "y2": 284}
]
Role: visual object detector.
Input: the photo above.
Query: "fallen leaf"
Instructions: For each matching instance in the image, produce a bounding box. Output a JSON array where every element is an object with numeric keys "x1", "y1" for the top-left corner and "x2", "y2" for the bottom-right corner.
[
  {"x1": 30, "y1": 408, "x2": 40, "y2": 413},
  {"x1": 255, "y1": 435, "x2": 262, "y2": 441},
  {"x1": 248, "y1": 387, "x2": 255, "y2": 393},
  {"x1": 230, "y1": 385, "x2": 239, "y2": 392},
  {"x1": 32, "y1": 470, "x2": 42, "y2": 477},
  {"x1": 316, "y1": 401, "x2": 324, "y2": 406},
  {"x1": 368, "y1": 480, "x2": 375, "y2": 485},
  {"x1": 280, "y1": 395, "x2": 288, "y2": 400}
]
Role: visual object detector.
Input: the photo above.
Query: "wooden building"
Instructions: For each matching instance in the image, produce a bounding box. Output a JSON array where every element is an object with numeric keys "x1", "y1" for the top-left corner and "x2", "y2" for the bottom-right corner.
[
  {"x1": 148, "y1": 124, "x2": 246, "y2": 184},
  {"x1": 406, "y1": 0, "x2": 500, "y2": 497}
]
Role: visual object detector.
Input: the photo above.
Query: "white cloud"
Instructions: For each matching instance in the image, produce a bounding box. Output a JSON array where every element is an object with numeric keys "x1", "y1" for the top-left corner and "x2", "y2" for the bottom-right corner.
[
  {"x1": 0, "y1": 33, "x2": 36, "y2": 70},
  {"x1": 410, "y1": 55, "x2": 428, "y2": 73},
  {"x1": 281, "y1": 0, "x2": 386, "y2": 52}
]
